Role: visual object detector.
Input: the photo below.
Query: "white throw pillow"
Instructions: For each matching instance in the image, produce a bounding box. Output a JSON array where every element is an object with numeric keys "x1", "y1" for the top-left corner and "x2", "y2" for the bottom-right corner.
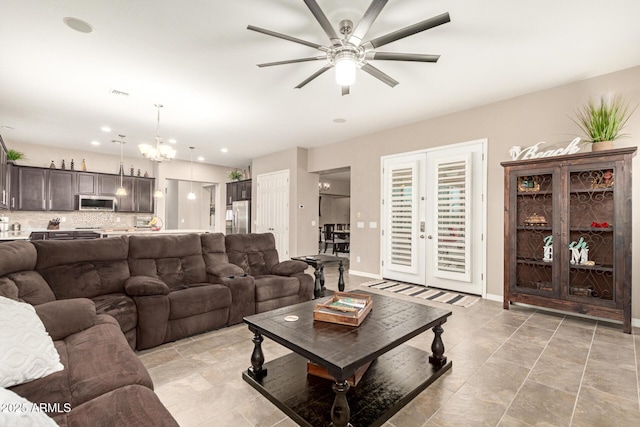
[
  {"x1": 0, "y1": 297, "x2": 64, "y2": 388},
  {"x1": 0, "y1": 387, "x2": 58, "y2": 427}
]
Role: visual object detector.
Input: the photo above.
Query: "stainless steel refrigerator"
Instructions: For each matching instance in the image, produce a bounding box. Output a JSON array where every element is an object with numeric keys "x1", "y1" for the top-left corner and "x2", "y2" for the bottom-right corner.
[{"x1": 230, "y1": 200, "x2": 250, "y2": 234}]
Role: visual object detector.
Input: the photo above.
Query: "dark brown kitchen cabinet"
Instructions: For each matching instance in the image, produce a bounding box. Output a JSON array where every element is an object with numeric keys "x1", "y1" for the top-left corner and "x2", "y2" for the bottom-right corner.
[
  {"x1": 115, "y1": 177, "x2": 154, "y2": 213},
  {"x1": 226, "y1": 179, "x2": 251, "y2": 204},
  {"x1": 98, "y1": 174, "x2": 118, "y2": 196},
  {"x1": 0, "y1": 136, "x2": 8, "y2": 210},
  {"x1": 76, "y1": 172, "x2": 98, "y2": 195},
  {"x1": 10, "y1": 167, "x2": 75, "y2": 211},
  {"x1": 502, "y1": 147, "x2": 636, "y2": 333}
]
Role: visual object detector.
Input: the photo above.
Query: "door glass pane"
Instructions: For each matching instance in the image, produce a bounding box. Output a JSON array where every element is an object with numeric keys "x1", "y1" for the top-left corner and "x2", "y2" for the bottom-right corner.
[
  {"x1": 434, "y1": 157, "x2": 470, "y2": 281},
  {"x1": 388, "y1": 167, "x2": 414, "y2": 267},
  {"x1": 568, "y1": 169, "x2": 615, "y2": 301},
  {"x1": 515, "y1": 173, "x2": 554, "y2": 293}
]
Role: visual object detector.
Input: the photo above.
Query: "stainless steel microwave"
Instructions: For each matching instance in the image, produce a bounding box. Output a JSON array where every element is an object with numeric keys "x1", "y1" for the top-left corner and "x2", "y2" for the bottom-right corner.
[{"x1": 78, "y1": 195, "x2": 116, "y2": 211}]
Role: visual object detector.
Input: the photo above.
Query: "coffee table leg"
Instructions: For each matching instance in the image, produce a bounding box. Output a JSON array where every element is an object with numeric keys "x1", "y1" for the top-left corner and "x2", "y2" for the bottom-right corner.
[
  {"x1": 248, "y1": 331, "x2": 267, "y2": 378},
  {"x1": 313, "y1": 267, "x2": 322, "y2": 299},
  {"x1": 319, "y1": 263, "x2": 326, "y2": 296},
  {"x1": 338, "y1": 260, "x2": 345, "y2": 292},
  {"x1": 428, "y1": 323, "x2": 447, "y2": 368},
  {"x1": 330, "y1": 380, "x2": 351, "y2": 427}
]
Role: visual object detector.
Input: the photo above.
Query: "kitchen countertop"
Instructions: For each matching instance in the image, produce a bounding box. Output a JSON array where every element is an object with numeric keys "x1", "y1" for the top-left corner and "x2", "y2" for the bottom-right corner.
[{"x1": 0, "y1": 228, "x2": 211, "y2": 241}]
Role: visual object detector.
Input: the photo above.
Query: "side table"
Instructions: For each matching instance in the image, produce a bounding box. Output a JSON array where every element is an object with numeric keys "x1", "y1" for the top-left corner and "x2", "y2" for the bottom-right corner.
[{"x1": 291, "y1": 254, "x2": 346, "y2": 298}]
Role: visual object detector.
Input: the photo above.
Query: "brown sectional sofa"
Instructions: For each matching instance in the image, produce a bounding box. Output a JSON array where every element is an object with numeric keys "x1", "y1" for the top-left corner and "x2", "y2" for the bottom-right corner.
[{"x1": 0, "y1": 231, "x2": 314, "y2": 425}]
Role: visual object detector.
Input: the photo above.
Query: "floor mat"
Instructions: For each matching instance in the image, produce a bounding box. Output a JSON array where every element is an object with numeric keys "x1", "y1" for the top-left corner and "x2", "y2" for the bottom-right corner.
[{"x1": 360, "y1": 279, "x2": 480, "y2": 308}]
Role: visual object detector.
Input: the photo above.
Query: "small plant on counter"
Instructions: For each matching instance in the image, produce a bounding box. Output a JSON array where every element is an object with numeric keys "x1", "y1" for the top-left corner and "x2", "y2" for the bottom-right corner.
[
  {"x1": 6, "y1": 149, "x2": 26, "y2": 162},
  {"x1": 227, "y1": 169, "x2": 243, "y2": 181}
]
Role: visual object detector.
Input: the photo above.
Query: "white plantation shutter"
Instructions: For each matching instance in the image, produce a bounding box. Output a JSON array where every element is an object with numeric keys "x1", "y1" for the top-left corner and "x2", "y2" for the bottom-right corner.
[
  {"x1": 386, "y1": 162, "x2": 419, "y2": 273},
  {"x1": 433, "y1": 154, "x2": 471, "y2": 282}
]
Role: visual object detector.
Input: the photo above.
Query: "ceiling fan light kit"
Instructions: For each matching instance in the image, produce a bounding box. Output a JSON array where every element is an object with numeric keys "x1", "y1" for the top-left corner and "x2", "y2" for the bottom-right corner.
[{"x1": 248, "y1": 0, "x2": 450, "y2": 95}]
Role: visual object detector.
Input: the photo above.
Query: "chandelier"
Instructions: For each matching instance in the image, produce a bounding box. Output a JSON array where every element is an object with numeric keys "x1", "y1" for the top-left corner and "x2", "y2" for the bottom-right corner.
[{"x1": 138, "y1": 104, "x2": 176, "y2": 162}]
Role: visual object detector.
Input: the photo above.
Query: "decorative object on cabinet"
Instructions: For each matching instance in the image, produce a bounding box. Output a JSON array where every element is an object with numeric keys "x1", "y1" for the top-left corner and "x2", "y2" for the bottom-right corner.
[
  {"x1": 517, "y1": 175, "x2": 539, "y2": 192},
  {"x1": 502, "y1": 147, "x2": 636, "y2": 333},
  {"x1": 571, "y1": 94, "x2": 636, "y2": 151},
  {"x1": 227, "y1": 169, "x2": 243, "y2": 181},
  {"x1": 508, "y1": 138, "x2": 581, "y2": 161},
  {"x1": 61, "y1": 159, "x2": 66, "y2": 170},
  {"x1": 590, "y1": 169, "x2": 614, "y2": 188},
  {"x1": 6, "y1": 149, "x2": 26, "y2": 162},
  {"x1": 81, "y1": 158, "x2": 87, "y2": 171},
  {"x1": 113, "y1": 135, "x2": 127, "y2": 196},
  {"x1": 523, "y1": 213, "x2": 547, "y2": 226},
  {"x1": 138, "y1": 103, "x2": 176, "y2": 162},
  {"x1": 49, "y1": 160, "x2": 56, "y2": 169},
  {"x1": 70, "y1": 158, "x2": 75, "y2": 170},
  {"x1": 144, "y1": 171, "x2": 149, "y2": 178}
]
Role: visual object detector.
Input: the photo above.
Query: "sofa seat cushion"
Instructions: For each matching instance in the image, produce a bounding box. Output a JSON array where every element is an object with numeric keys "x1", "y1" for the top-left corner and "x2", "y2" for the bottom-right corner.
[
  {"x1": 168, "y1": 284, "x2": 231, "y2": 320},
  {"x1": 53, "y1": 385, "x2": 179, "y2": 427},
  {"x1": 254, "y1": 275, "x2": 299, "y2": 302},
  {"x1": 92, "y1": 294, "x2": 137, "y2": 333}
]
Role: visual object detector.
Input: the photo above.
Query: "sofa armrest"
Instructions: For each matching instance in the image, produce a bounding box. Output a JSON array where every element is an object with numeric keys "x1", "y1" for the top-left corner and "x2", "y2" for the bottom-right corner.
[
  {"x1": 125, "y1": 276, "x2": 170, "y2": 296},
  {"x1": 271, "y1": 260, "x2": 308, "y2": 276},
  {"x1": 34, "y1": 298, "x2": 96, "y2": 341},
  {"x1": 206, "y1": 263, "x2": 245, "y2": 279}
]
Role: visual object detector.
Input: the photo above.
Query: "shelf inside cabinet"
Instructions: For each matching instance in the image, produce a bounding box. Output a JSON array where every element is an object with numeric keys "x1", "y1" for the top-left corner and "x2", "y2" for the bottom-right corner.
[
  {"x1": 517, "y1": 226, "x2": 552, "y2": 231},
  {"x1": 568, "y1": 264, "x2": 613, "y2": 273},
  {"x1": 516, "y1": 258, "x2": 553, "y2": 266}
]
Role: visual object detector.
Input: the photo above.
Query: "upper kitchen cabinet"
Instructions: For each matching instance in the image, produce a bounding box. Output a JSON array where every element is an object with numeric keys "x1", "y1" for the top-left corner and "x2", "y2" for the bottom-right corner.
[
  {"x1": 113, "y1": 176, "x2": 154, "y2": 213},
  {"x1": 226, "y1": 179, "x2": 252, "y2": 205},
  {"x1": 0, "y1": 136, "x2": 7, "y2": 210},
  {"x1": 11, "y1": 166, "x2": 75, "y2": 211},
  {"x1": 76, "y1": 172, "x2": 98, "y2": 195}
]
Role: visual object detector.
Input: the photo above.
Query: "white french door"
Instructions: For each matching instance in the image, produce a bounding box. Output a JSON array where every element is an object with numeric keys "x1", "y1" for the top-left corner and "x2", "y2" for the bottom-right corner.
[
  {"x1": 381, "y1": 153, "x2": 426, "y2": 285},
  {"x1": 381, "y1": 140, "x2": 486, "y2": 295},
  {"x1": 256, "y1": 170, "x2": 290, "y2": 257}
]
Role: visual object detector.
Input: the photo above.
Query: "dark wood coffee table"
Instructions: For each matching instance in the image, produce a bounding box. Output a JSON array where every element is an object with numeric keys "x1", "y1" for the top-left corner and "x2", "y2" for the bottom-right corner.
[{"x1": 242, "y1": 291, "x2": 452, "y2": 427}]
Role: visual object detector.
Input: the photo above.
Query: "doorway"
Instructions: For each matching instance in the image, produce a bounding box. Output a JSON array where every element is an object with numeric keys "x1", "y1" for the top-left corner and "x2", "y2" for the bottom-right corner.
[
  {"x1": 165, "y1": 179, "x2": 217, "y2": 231},
  {"x1": 318, "y1": 168, "x2": 351, "y2": 256},
  {"x1": 381, "y1": 140, "x2": 486, "y2": 295}
]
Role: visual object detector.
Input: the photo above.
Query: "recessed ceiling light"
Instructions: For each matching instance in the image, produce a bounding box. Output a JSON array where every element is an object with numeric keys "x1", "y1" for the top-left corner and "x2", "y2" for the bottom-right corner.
[
  {"x1": 197, "y1": 156, "x2": 205, "y2": 162},
  {"x1": 333, "y1": 118, "x2": 346, "y2": 123},
  {"x1": 91, "y1": 140, "x2": 100, "y2": 146},
  {"x1": 221, "y1": 148, "x2": 228, "y2": 153},
  {"x1": 63, "y1": 17, "x2": 94, "y2": 34},
  {"x1": 168, "y1": 138, "x2": 177, "y2": 144},
  {"x1": 100, "y1": 126, "x2": 111, "y2": 133}
]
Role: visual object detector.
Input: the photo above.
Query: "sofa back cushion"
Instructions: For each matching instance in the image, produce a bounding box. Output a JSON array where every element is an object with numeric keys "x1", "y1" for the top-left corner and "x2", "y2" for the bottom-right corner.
[
  {"x1": 200, "y1": 233, "x2": 229, "y2": 265},
  {"x1": 225, "y1": 233, "x2": 280, "y2": 276},
  {"x1": 128, "y1": 233, "x2": 206, "y2": 289},
  {"x1": 0, "y1": 240, "x2": 56, "y2": 305},
  {"x1": 33, "y1": 237, "x2": 130, "y2": 300}
]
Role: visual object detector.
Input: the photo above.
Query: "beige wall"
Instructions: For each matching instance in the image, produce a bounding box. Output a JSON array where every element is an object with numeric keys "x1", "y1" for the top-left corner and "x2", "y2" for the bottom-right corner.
[{"x1": 307, "y1": 66, "x2": 640, "y2": 319}]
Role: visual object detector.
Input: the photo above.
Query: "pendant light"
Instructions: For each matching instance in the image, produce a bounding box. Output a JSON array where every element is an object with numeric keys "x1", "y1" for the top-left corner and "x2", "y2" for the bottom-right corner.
[
  {"x1": 113, "y1": 135, "x2": 127, "y2": 196},
  {"x1": 187, "y1": 146, "x2": 196, "y2": 200}
]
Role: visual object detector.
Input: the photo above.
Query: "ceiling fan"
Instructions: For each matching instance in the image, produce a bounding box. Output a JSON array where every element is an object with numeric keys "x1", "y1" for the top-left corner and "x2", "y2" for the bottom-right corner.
[{"x1": 247, "y1": 0, "x2": 450, "y2": 95}]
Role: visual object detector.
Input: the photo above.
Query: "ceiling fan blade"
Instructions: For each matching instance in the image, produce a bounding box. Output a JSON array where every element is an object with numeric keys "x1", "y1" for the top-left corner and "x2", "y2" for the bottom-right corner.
[
  {"x1": 360, "y1": 63, "x2": 398, "y2": 87},
  {"x1": 295, "y1": 65, "x2": 333, "y2": 89},
  {"x1": 369, "y1": 52, "x2": 440, "y2": 62},
  {"x1": 257, "y1": 56, "x2": 326, "y2": 68},
  {"x1": 303, "y1": 0, "x2": 341, "y2": 46},
  {"x1": 247, "y1": 25, "x2": 327, "y2": 51},
  {"x1": 365, "y1": 12, "x2": 450, "y2": 49},
  {"x1": 342, "y1": 86, "x2": 350, "y2": 96},
  {"x1": 348, "y1": 0, "x2": 389, "y2": 46}
]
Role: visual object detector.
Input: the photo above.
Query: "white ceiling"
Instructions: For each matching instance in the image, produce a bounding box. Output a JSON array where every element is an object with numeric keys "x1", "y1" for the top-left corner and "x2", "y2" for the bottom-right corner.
[{"x1": 1, "y1": 0, "x2": 640, "y2": 168}]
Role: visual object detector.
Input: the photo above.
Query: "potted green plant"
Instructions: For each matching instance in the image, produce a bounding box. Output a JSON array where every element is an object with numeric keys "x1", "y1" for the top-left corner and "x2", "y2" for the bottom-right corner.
[
  {"x1": 6, "y1": 149, "x2": 26, "y2": 163},
  {"x1": 571, "y1": 95, "x2": 636, "y2": 151},
  {"x1": 227, "y1": 169, "x2": 243, "y2": 181}
]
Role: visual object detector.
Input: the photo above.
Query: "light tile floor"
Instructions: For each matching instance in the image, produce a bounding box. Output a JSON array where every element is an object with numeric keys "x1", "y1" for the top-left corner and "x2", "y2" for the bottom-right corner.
[{"x1": 138, "y1": 267, "x2": 640, "y2": 426}]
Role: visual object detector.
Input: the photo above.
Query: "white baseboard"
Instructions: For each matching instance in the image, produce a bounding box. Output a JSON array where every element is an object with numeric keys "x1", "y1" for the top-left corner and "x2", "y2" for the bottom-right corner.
[
  {"x1": 485, "y1": 293, "x2": 502, "y2": 302},
  {"x1": 348, "y1": 270, "x2": 381, "y2": 279}
]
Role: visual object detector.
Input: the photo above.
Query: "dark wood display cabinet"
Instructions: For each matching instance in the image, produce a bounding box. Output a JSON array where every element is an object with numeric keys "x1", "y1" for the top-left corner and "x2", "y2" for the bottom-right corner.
[{"x1": 502, "y1": 147, "x2": 636, "y2": 333}]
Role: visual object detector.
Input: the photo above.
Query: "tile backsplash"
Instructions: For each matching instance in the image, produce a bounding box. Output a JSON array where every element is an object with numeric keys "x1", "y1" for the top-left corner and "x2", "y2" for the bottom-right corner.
[{"x1": 3, "y1": 211, "x2": 140, "y2": 229}]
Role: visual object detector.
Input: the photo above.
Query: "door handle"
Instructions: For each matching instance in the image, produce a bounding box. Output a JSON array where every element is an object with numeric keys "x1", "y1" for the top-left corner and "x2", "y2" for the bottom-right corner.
[{"x1": 427, "y1": 235, "x2": 433, "y2": 239}]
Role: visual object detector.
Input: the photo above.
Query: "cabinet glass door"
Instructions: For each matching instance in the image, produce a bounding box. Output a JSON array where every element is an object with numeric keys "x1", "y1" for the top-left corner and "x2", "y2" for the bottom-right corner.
[
  {"x1": 567, "y1": 168, "x2": 615, "y2": 304},
  {"x1": 513, "y1": 172, "x2": 555, "y2": 295}
]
